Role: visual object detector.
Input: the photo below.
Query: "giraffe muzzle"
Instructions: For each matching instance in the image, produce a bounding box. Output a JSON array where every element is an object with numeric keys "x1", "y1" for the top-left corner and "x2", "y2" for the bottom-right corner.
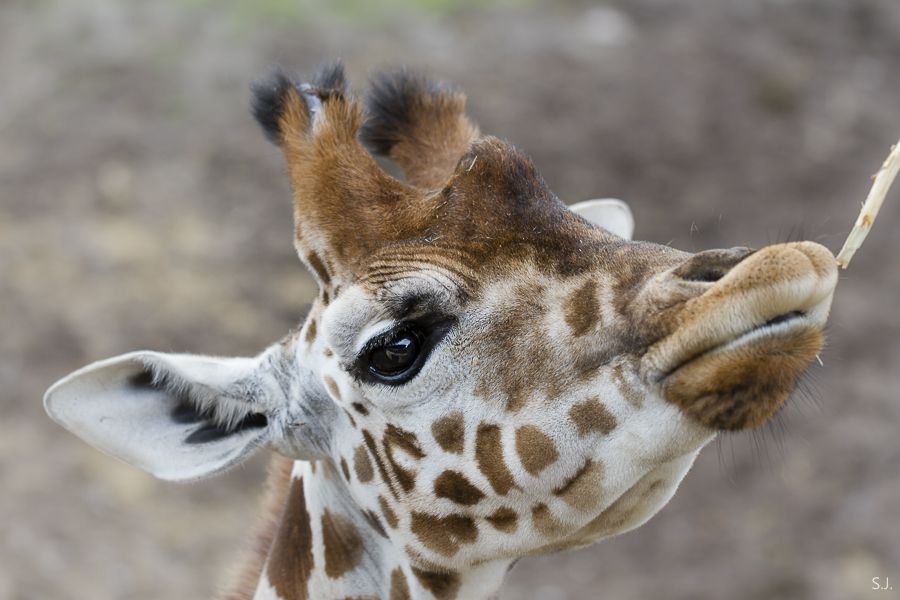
[{"x1": 641, "y1": 241, "x2": 838, "y2": 430}]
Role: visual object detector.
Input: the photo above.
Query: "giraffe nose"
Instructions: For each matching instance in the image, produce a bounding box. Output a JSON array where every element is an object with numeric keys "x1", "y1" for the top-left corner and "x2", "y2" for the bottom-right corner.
[{"x1": 672, "y1": 246, "x2": 754, "y2": 284}]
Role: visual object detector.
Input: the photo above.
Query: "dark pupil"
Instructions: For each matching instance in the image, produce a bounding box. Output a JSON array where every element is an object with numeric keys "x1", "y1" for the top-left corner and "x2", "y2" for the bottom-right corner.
[{"x1": 370, "y1": 335, "x2": 419, "y2": 375}]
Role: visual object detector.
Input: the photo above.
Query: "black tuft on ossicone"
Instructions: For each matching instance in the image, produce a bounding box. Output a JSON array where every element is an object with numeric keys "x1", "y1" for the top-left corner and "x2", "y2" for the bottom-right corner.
[
  {"x1": 251, "y1": 62, "x2": 348, "y2": 146},
  {"x1": 360, "y1": 68, "x2": 446, "y2": 156},
  {"x1": 312, "y1": 60, "x2": 347, "y2": 95},
  {"x1": 251, "y1": 68, "x2": 298, "y2": 145}
]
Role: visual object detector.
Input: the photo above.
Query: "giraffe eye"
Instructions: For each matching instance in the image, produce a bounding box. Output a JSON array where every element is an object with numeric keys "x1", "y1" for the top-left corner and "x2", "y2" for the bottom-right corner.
[{"x1": 366, "y1": 326, "x2": 424, "y2": 383}]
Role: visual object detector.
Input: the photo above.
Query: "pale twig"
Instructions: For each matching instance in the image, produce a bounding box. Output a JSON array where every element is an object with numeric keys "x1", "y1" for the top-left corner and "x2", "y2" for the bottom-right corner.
[{"x1": 835, "y1": 139, "x2": 900, "y2": 268}]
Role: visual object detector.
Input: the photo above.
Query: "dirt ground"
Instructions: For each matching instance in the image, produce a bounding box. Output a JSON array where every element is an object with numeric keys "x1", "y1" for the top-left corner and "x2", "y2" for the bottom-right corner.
[{"x1": 2, "y1": 0, "x2": 899, "y2": 598}]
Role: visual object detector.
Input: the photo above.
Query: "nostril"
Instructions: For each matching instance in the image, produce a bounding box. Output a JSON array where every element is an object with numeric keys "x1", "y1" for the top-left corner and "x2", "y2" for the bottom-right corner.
[
  {"x1": 683, "y1": 268, "x2": 728, "y2": 283},
  {"x1": 674, "y1": 246, "x2": 754, "y2": 284}
]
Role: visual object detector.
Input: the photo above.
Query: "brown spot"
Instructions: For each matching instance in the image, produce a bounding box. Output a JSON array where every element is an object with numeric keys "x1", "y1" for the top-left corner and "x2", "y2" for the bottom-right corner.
[
  {"x1": 351, "y1": 402, "x2": 369, "y2": 416},
  {"x1": 324, "y1": 375, "x2": 341, "y2": 400},
  {"x1": 485, "y1": 507, "x2": 518, "y2": 533},
  {"x1": 324, "y1": 347, "x2": 334, "y2": 357},
  {"x1": 553, "y1": 459, "x2": 604, "y2": 511},
  {"x1": 410, "y1": 512, "x2": 478, "y2": 557},
  {"x1": 384, "y1": 424, "x2": 425, "y2": 458},
  {"x1": 433, "y1": 470, "x2": 485, "y2": 506},
  {"x1": 362, "y1": 429, "x2": 399, "y2": 500},
  {"x1": 379, "y1": 495, "x2": 398, "y2": 528},
  {"x1": 321, "y1": 510, "x2": 363, "y2": 578},
  {"x1": 340, "y1": 456, "x2": 351, "y2": 481},
  {"x1": 306, "y1": 251, "x2": 331, "y2": 286},
  {"x1": 361, "y1": 509, "x2": 388, "y2": 538},
  {"x1": 564, "y1": 279, "x2": 599, "y2": 337},
  {"x1": 390, "y1": 567, "x2": 411, "y2": 600},
  {"x1": 612, "y1": 363, "x2": 643, "y2": 408},
  {"x1": 383, "y1": 425, "x2": 424, "y2": 493},
  {"x1": 515, "y1": 425, "x2": 559, "y2": 476},
  {"x1": 353, "y1": 445, "x2": 374, "y2": 483},
  {"x1": 344, "y1": 409, "x2": 357, "y2": 429},
  {"x1": 268, "y1": 477, "x2": 314, "y2": 600},
  {"x1": 475, "y1": 423, "x2": 517, "y2": 495},
  {"x1": 411, "y1": 567, "x2": 462, "y2": 600},
  {"x1": 568, "y1": 398, "x2": 617, "y2": 437},
  {"x1": 531, "y1": 503, "x2": 565, "y2": 536},
  {"x1": 305, "y1": 319, "x2": 317, "y2": 345},
  {"x1": 431, "y1": 412, "x2": 465, "y2": 454}
]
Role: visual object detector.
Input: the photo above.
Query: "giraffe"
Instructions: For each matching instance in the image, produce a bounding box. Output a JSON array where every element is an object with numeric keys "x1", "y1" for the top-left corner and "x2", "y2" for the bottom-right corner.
[{"x1": 44, "y1": 63, "x2": 839, "y2": 600}]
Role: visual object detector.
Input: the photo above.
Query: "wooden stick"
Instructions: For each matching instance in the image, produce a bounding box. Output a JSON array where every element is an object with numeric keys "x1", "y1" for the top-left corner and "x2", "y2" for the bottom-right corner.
[{"x1": 835, "y1": 139, "x2": 900, "y2": 269}]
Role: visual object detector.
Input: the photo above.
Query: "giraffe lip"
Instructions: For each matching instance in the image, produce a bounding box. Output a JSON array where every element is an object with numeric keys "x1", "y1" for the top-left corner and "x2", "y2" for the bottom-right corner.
[
  {"x1": 658, "y1": 313, "x2": 826, "y2": 431},
  {"x1": 643, "y1": 241, "x2": 838, "y2": 385},
  {"x1": 659, "y1": 309, "x2": 810, "y2": 381}
]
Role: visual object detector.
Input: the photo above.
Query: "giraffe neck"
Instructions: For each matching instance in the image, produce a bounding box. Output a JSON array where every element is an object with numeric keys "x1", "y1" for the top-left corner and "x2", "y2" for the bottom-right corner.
[{"x1": 252, "y1": 458, "x2": 512, "y2": 600}]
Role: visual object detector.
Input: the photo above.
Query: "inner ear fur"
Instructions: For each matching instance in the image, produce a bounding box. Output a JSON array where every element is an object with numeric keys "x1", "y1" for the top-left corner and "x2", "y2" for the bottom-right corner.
[{"x1": 44, "y1": 351, "x2": 273, "y2": 482}]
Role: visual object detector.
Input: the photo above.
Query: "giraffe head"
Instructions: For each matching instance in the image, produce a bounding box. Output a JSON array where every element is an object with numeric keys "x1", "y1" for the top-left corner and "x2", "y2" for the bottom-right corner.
[{"x1": 45, "y1": 64, "x2": 837, "y2": 573}]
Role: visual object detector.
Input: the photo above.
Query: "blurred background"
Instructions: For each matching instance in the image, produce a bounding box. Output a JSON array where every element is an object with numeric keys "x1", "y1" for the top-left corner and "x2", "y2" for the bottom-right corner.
[{"x1": 2, "y1": 0, "x2": 899, "y2": 598}]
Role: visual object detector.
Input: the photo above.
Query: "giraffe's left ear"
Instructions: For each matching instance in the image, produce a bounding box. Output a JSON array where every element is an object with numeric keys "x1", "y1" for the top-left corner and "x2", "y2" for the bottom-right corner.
[
  {"x1": 44, "y1": 351, "x2": 278, "y2": 482},
  {"x1": 569, "y1": 198, "x2": 635, "y2": 240}
]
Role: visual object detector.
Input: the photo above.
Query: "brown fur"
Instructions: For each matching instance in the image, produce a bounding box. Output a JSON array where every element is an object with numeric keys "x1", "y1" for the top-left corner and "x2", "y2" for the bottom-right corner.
[
  {"x1": 304, "y1": 318, "x2": 317, "y2": 345},
  {"x1": 383, "y1": 425, "x2": 425, "y2": 493},
  {"x1": 267, "y1": 476, "x2": 314, "y2": 600},
  {"x1": 475, "y1": 424, "x2": 517, "y2": 495},
  {"x1": 553, "y1": 459, "x2": 604, "y2": 512},
  {"x1": 515, "y1": 426, "x2": 559, "y2": 476},
  {"x1": 530, "y1": 503, "x2": 565, "y2": 537},
  {"x1": 612, "y1": 363, "x2": 643, "y2": 408},
  {"x1": 568, "y1": 398, "x2": 617, "y2": 437},
  {"x1": 433, "y1": 470, "x2": 485, "y2": 506},
  {"x1": 362, "y1": 429, "x2": 400, "y2": 500},
  {"x1": 353, "y1": 445, "x2": 374, "y2": 483},
  {"x1": 410, "y1": 567, "x2": 462, "y2": 600},
  {"x1": 322, "y1": 510, "x2": 364, "y2": 578},
  {"x1": 379, "y1": 496, "x2": 399, "y2": 529},
  {"x1": 474, "y1": 283, "x2": 553, "y2": 413},
  {"x1": 410, "y1": 512, "x2": 478, "y2": 557},
  {"x1": 389, "y1": 568, "x2": 412, "y2": 600},
  {"x1": 324, "y1": 375, "x2": 341, "y2": 400},
  {"x1": 485, "y1": 507, "x2": 518, "y2": 533},
  {"x1": 431, "y1": 412, "x2": 465, "y2": 454},
  {"x1": 563, "y1": 280, "x2": 600, "y2": 337}
]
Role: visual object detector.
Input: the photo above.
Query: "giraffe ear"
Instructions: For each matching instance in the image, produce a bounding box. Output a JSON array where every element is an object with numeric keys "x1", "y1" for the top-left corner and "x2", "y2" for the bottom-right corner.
[
  {"x1": 569, "y1": 198, "x2": 635, "y2": 240},
  {"x1": 43, "y1": 351, "x2": 275, "y2": 482}
]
